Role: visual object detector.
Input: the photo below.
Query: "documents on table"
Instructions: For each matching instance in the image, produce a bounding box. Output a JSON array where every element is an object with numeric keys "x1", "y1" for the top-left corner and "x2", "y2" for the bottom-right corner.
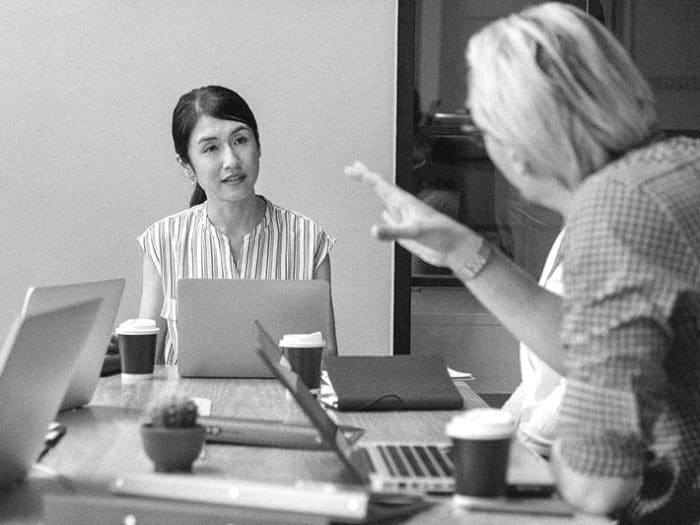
[
  {"x1": 318, "y1": 370, "x2": 339, "y2": 408},
  {"x1": 447, "y1": 367, "x2": 475, "y2": 381},
  {"x1": 191, "y1": 397, "x2": 212, "y2": 417}
]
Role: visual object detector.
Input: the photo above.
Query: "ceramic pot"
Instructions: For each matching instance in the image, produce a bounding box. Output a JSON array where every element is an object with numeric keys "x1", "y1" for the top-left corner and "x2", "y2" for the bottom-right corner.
[{"x1": 140, "y1": 423, "x2": 206, "y2": 472}]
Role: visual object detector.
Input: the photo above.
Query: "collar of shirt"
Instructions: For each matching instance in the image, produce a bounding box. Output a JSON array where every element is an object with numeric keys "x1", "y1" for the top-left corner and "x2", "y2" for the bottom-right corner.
[{"x1": 196, "y1": 195, "x2": 273, "y2": 239}]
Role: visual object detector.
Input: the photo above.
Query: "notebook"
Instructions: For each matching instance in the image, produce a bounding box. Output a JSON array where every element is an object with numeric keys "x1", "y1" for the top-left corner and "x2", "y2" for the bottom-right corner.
[
  {"x1": 21, "y1": 278, "x2": 125, "y2": 411},
  {"x1": 0, "y1": 300, "x2": 101, "y2": 487},
  {"x1": 177, "y1": 279, "x2": 330, "y2": 378},
  {"x1": 256, "y1": 326, "x2": 554, "y2": 495},
  {"x1": 324, "y1": 355, "x2": 464, "y2": 411}
]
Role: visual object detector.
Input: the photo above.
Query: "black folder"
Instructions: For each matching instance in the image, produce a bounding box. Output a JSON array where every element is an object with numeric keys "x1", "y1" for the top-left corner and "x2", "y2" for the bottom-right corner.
[{"x1": 324, "y1": 354, "x2": 464, "y2": 411}]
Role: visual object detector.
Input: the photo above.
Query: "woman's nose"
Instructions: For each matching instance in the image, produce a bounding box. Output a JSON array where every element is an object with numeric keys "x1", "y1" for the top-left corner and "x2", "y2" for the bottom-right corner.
[{"x1": 222, "y1": 145, "x2": 240, "y2": 168}]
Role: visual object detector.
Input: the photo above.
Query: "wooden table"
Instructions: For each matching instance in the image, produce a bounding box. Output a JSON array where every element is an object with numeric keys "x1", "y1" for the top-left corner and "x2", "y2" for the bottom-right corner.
[{"x1": 0, "y1": 366, "x2": 609, "y2": 524}]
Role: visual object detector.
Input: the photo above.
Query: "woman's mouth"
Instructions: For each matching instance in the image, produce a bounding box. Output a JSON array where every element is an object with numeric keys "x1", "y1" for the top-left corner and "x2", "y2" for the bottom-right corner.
[{"x1": 222, "y1": 174, "x2": 246, "y2": 184}]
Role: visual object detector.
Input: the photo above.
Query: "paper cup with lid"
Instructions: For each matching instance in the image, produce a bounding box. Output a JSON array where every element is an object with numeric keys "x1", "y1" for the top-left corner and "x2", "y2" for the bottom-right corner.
[
  {"x1": 116, "y1": 319, "x2": 160, "y2": 382},
  {"x1": 446, "y1": 408, "x2": 516, "y2": 502},
  {"x1": 279, "y1": 332, "x2": 325, "y2": 394}
]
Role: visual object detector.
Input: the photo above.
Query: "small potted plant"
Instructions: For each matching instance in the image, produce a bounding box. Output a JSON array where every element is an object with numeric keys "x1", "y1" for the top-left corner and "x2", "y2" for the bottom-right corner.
[{"x1": 140, "y1": 393, "x2": 205, "y2": 472}]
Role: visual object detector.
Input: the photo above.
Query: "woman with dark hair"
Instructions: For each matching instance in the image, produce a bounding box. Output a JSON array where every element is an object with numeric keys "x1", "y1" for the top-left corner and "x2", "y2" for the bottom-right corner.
[{"x1": 138, "y1": 86, "x2": 337, "y2": 365}]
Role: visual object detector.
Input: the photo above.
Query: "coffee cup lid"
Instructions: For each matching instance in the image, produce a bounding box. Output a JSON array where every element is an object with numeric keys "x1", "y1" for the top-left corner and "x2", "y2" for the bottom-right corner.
[
  {"x1": 279, "y1": 331, "x2": 324, "y2": 348},
  {"x1": 445, "y1": 408, "x2": 515, "y2": 440},
  {"x1": 116, "y1": 318, "x2": 160, "y2": 336}
]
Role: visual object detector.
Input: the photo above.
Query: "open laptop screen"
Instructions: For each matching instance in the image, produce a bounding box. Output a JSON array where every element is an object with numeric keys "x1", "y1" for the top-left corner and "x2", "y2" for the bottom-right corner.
[
  {"x1": 255, "y1": 345, "x2": 363, "y2": 483},
  {"x1": 178, "y1": 279, "x2": 329, "y2": 378}
]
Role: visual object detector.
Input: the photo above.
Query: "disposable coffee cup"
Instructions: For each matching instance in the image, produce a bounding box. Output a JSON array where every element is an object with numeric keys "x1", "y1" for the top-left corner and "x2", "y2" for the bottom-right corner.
[
  {"x1": 279, "y1": 332, "x2": 324, "y2": 395},
  {"x1": 446, "y1": 408, "x2": 516, "y2": 504},
  {"x1": 116, "y1": 319, "x2": 159, "y2": 382}
]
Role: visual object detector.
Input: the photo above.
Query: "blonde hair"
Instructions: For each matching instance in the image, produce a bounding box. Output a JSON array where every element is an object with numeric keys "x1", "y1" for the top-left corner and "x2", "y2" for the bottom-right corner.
[{"x1": 466, "y1": 2, "x2": 658, "y2": 188}]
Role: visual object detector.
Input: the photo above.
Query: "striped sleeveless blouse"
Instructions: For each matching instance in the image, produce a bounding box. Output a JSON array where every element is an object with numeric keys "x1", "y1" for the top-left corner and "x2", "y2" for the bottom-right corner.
[{"x1": 138, "y1": 196, "x2": 335, "y2": 364}]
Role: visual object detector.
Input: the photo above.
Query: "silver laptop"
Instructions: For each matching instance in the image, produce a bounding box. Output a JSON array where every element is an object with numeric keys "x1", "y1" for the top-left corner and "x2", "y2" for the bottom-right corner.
[
  {"x1": 256, "y1": 328, "x2": 554, "y2": 495},
  {"x1": 21, "y1": 278, "x2": 125, "y2": 411},
  {"x1": 177, "y1": 279, "x2": 330, "y2": 378},
  {"x1": 0, "y1": 300, "x2": 101, "y2": 487}
]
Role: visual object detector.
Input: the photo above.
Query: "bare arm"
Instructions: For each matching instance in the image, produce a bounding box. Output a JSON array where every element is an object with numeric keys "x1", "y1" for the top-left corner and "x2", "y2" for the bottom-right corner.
[
  {"x1": 453, "y1": 240, "x2": 564, "y2": 374},
  {"x1": 345, "y1": 161, "x2": 564, "y2": 374},
  {"x1": 137, "y1": 255, "x2": 167, "y2": 364},
  {"x1": 313, "y1": 255, "x2": 338, "y2": 357}
]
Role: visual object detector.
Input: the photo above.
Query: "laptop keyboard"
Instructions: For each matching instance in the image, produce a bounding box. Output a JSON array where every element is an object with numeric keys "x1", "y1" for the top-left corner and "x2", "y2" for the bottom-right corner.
[{"x1": 361, "y1": 444, "x2": 454, "y2": 478}]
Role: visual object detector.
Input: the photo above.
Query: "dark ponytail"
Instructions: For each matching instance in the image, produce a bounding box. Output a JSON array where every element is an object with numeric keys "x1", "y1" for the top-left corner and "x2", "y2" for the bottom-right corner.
[{"x1": 189, "y1": 183, "x2": 207, "y2": 207}]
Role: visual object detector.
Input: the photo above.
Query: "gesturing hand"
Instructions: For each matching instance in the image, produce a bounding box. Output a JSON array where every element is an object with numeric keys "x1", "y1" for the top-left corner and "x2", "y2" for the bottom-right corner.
[{"x1": 344, "y1": 161, "x2": 481, "y2": 270}]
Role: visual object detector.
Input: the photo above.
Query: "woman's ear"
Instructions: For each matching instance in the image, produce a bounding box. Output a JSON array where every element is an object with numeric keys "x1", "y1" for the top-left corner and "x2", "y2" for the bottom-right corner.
[
  {"x1": 507, "y1": 147, "x2": 531, "y2": 179},
  {"x1": 176, "y1": 156, "x2": 196, "y2": 182}
]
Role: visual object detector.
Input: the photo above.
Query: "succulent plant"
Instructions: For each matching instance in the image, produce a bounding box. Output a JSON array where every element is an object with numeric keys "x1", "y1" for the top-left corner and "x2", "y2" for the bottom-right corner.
[{"x1": 146, "y1": 393, "x2": 199, "y2": 428}]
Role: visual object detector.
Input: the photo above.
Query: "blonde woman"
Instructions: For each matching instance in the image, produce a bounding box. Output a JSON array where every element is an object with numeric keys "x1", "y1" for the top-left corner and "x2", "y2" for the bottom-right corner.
[{"x1": 347, "y1": 3, "x2": 700, "y2": 522}]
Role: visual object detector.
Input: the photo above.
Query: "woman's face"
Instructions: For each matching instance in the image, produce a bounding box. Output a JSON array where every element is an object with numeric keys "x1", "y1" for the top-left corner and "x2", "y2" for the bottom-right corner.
[
  {"x1": 482, "y1": 128, "x2": 569, "y2": 213},
  {"x1": 482, "y1": 133, "x2": 533, "y2": 196},
  {"x1": 183, "y1": 115, "x2": 260, "y2": 204}
]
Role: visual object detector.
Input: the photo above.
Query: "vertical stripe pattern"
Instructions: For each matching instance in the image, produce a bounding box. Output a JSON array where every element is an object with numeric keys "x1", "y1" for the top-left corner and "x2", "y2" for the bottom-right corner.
[{"x1": 138, "y1": 196, "x2": 335, "y2": 364}]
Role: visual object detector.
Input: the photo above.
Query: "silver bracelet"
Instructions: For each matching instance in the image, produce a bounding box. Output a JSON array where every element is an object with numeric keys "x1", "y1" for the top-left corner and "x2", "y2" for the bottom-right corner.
[{"x1": 453, "y1": 239, "x2": 493, "y2": 282}]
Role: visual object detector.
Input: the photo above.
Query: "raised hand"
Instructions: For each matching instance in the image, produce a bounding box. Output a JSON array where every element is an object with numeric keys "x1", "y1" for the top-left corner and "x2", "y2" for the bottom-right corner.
[{"x1": 344, "y1": 161, "x2": 481, "y2": 270}]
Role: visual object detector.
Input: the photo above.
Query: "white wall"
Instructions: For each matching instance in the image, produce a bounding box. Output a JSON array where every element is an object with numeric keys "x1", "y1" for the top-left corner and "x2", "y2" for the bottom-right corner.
[{"x1": 0, "y1": 1, "x2": 397, "y2": 356}]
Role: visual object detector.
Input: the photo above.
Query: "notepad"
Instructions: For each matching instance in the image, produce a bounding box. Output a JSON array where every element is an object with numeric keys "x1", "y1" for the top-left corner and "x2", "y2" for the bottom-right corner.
[{"x1": 324, "y1": 355, "x2": 464, "y2": 411}]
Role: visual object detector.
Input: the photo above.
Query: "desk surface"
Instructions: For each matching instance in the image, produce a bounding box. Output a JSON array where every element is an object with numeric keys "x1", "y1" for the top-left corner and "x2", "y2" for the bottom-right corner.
[{"x1": 0, "y1": 366, "x2": 609, "y2": 524}]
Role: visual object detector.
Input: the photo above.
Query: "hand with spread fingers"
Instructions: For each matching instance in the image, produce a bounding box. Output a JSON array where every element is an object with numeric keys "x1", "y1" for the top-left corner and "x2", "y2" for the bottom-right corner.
[{"x1": 344, "y1": 160, "x2": 483, "y2": 272}]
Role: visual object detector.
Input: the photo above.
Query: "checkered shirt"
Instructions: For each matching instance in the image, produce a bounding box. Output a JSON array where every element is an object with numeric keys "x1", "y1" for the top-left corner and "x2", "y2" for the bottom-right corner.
[{"x1": 559, "y1": 137, "x2": 700, "y2": 524}]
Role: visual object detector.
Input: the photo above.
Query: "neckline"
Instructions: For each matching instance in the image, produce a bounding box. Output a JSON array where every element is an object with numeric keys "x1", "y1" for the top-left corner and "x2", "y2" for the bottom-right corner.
[{"x1": 200, "y1": 195, "x2": 271, "y2": 241}]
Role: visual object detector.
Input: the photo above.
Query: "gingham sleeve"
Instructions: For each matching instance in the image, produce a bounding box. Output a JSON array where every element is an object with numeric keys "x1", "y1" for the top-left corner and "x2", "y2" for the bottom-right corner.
[{"x1": 558, "y1": 175, "x2": 685, "y2": 477}]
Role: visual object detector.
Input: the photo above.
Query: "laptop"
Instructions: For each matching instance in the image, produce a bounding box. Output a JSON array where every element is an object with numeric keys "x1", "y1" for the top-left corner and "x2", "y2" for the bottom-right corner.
[
  {"x1": 0, "y1": 300, "x2": 101, "y2": 487},
  {"x1": 255, "y1": 328, "x2": 554, "y2": 495},
  {"x1": 177, "y1": 279, "x2": 330, "y2": 378},
  {"x1": 21, "y1": 278, "x2": 125, "y2": 411}
]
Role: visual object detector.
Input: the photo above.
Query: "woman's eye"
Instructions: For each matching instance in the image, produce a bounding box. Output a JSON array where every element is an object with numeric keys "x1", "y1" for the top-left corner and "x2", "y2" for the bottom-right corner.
[
  {"x1": 202, "y1": 144, "x2": 217, "y2": 153},
  {"x1": 233, "y1": 136, "x2": 248, "y2": 146}
]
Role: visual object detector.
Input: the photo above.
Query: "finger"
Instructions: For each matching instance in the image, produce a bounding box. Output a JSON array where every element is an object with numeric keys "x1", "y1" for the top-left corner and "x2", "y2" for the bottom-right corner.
[
  {"x1": 381, "y1": 209, "x2": 402, "y2": 226},
  {"x1": 344, "y1": 161, "x2": 384, "y2": 187},
  {"x1": 343, "y1": 161, "x2": 365, "y2": 178},
  {"x1": 344, "y1": 161, "x2": 398, "y2": 198},
  {"x1": 344, "y1": 160, "x2": 372, "y2": 181},
  {"x1": 372, "y1": 223, "x2": 423, "y2": 241}
]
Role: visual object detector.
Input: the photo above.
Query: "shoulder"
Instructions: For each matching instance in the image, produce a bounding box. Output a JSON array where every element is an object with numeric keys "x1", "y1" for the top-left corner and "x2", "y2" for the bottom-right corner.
[
  {"x1": 564, "y1": 138, "x2": 700, "y2": 302},
  {"x1": 571, "y1": 137, "x2": 700, "y2": 230},
  {"x1": 578, "y1": 137, "x2": 700, "y2": 200},
  {"x1": 607, "y1": 136, "x2": 700, "y2": 180},
  {"x1": 262, "y1": 198, "x2": 335, "y2": 256},
  {"x1": 145, "y1": 205, "x2": 205, "y2": 234},
  {"x1": 264, "y1": 198, "x2": 325, "y2": 231}
]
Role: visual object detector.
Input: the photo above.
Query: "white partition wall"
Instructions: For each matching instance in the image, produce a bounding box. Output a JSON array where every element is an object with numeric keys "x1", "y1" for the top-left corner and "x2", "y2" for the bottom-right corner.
[{"x1": 0, "y1": 1, "x2": 398, "y2": 356}]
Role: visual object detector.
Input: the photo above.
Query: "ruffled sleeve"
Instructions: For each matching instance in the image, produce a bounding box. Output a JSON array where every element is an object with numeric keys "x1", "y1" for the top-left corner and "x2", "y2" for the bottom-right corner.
[
  {"x1": 137, "y1": 222, "x2": 164, "y2": 276},
  {"x1": 313, "y1": 227, "x2": 336, "y2": 271}
]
